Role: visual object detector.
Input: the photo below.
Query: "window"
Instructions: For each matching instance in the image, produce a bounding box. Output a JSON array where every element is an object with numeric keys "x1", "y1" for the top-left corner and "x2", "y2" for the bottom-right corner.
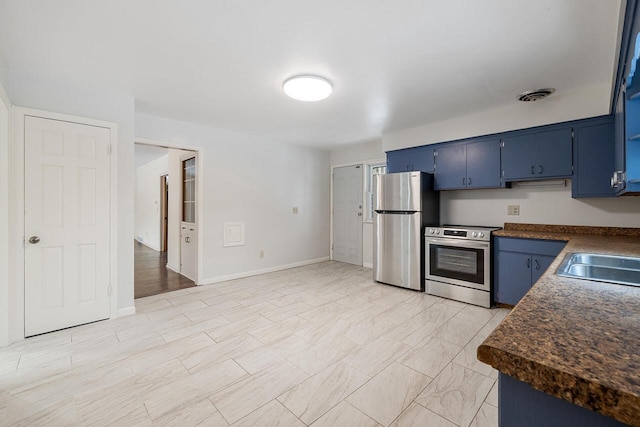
[
  {"x1": 365, "y1": 163, "x2": 386, "y2": 221},
  {"x1": 182, "y1": 157, "x2": 196, "y2": 223}
]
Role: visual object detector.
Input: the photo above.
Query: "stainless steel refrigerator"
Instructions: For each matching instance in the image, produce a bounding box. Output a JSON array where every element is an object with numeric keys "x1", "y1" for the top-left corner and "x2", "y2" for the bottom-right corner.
[{"x1": 373, "y1": 172, "x2": 439, "y2": 291}]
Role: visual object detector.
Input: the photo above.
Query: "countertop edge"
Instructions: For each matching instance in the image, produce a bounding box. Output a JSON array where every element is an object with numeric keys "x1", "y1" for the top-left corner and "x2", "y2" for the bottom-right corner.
[
  {"x1": 477, "y1": 343, "x2": 639, "y2": 426},
  {"x1": 479, "y1": 228, "x2": 640, "y2": 426}
]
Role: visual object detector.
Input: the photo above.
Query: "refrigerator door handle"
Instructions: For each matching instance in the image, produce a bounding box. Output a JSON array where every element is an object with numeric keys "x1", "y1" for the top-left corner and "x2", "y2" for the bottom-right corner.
[{"x1": 374, "y1": 210, "x2": 417, "y2": 215}]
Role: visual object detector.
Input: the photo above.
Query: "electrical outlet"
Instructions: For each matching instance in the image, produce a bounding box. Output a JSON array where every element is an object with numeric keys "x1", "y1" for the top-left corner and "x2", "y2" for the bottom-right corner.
[
  {"x1": 259, "y1": 250, "x2": 264, "y2": 258},
  {"x1": 507, "y1": 205, "x2": 520, "y2": 215},
  {"x1": 292, "y1": 207, "x2": 299, "y2": 214}
]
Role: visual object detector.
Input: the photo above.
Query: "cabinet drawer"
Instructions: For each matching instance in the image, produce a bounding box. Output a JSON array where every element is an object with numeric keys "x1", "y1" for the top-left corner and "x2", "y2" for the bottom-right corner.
[{"x1": 495, "y1": 237, "x2": 566, "y2": 257}]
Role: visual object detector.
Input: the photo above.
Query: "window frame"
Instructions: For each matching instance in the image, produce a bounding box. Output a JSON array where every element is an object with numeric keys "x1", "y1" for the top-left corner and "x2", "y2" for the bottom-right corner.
[
  {"x1": 365, "y1": 162, "x2": 387, "y2": 222},
  {"x1": 182, "y1": 156, "x2": 196, "y2": 224}
]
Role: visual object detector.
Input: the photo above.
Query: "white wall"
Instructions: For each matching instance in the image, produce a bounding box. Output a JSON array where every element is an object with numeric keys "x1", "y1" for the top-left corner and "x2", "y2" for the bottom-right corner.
[
  {"x1": 0, "y1": 55, "x2": 10, "y2": 346},
  {"x1": 383, "y1": 85, "x2": 611, "y2": 151},
  {"x1": 135, "y1": 113, "x2": 331, "y2": 283},
  {"x1": 330, "y1": 139, "x2": 385, "y2": 166},
  {"x1": 330, "y1": 139, "x2": 385, "y2": 268},
  {"x1": 441, "y1": 183, "x2": 640, "y2": 228},
  {"x1": 8, "y1": 71, "x2": 136, "y2": 313},
  {"x1": 134, "y1": 153, "x2": 168, "y2": 251}
]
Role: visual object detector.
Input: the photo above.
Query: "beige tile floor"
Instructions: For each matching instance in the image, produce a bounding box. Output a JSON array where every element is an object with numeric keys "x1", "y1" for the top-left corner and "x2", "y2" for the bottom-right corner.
[{"x1": 0, "y1": 261, "x2": 509, "y2": 426}]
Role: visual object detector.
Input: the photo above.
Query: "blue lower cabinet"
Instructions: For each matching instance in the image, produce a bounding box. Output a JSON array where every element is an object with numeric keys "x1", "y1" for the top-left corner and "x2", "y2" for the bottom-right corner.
[
  {"x1": 496, "y1": 251, "x2": 531, "y2": 306},
  {"x1": 499, "y1": 374, "x2": 626, "y2": 427},
  {"x1": 494, "y1": 238, "x2": 566, "y2": 306},
  {"x1": 531, "y1": 254, "x2": 555, "y2": 284}
]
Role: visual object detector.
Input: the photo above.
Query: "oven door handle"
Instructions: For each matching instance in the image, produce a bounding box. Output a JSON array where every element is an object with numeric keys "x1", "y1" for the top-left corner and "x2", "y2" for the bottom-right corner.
[{"x1": 425, "y1": 237, "x2": 490, "y2": 249}]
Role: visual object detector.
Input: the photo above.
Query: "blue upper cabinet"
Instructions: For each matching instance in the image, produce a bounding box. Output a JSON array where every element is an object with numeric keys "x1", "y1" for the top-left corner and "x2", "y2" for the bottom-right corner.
[
  {"x1": 502, "y1": 128, "x2": 573, "y2": 181},
  {"x1": 610, "y1": 0, "x2": 640, "y2": 195},
  {"x1": 434, "y1": 139, "x2": 501, "y2": 190},
  {"x1": 387, "y1": 145, "x2": 435, "y2": 173},
  {"x1": 412, "y1": 146, "x2": 436, "y2": 173},
  {"x1": 466, "y1": 139, "x2": 502, "y2": 188},
  {"x1": 434, "y1": 144, "x2": 466, "y2": 189},
  {"x1": 572, "y1": 118, "x2": 616, "y2": 198},
  {"x1": 624, "y1": 32, "x2": 640, "y2": 193},
  {"x1": 387, "y1": 149, "x2": 412, "y2": 173}
]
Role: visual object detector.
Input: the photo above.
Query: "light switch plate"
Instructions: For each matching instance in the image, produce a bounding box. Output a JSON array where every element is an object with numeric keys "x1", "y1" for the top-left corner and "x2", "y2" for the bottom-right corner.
[{"x1": 507, "y1": 205, "x2": 520, "y2": 215}]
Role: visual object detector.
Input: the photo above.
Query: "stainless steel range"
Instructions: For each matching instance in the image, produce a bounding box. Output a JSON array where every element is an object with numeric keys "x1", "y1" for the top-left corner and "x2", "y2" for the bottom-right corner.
[{"x1": 425, "y1": 225, "x2": 501, "y2": 308}]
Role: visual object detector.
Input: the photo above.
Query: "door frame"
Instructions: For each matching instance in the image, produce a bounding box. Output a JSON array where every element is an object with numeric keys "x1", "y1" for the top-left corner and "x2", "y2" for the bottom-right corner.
[
  {"x1": 160, "y1": 174, "x2": 169, "y2": 252},
  {"x1": 0, "y1": 82, "x2": 10, "y2": 347},
  {"x1": 10, "y1": 107, "x2": 119, "y2": 343},
  {"x1": 135, "y1": 138, "x2": 203, "y2": 285},
  {"x1": 330, "y1": 159, "x2": 385, "y2": 267}
]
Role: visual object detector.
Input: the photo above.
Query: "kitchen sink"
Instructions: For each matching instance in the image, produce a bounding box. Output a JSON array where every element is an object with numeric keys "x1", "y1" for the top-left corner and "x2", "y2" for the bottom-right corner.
[{"x1": 556, "y1": 253, "x2": 640, "y2": 287}]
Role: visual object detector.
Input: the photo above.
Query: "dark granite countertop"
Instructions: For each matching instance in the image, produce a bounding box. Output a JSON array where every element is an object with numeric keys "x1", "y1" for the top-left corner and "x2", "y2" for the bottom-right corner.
[{"x1": 478, "y1": 223, "x2": 640, "y2": 426}]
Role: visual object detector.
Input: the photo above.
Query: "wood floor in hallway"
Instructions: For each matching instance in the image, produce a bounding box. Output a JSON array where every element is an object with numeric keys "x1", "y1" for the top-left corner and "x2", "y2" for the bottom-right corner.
[{"x1": 135, "y1": 241, "x2": 195, "y2": 299}]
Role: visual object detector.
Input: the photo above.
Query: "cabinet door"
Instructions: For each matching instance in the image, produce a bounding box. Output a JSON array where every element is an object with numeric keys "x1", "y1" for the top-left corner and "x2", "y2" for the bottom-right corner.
[
  {"x1": 572, "y1": 122, "x2": 616, "y2": 198},
  {"x1": 411, "y1": 146, "x2": 435, "y2": 173},
  {"x1": 501, "y1": 134, "x2": 537, "y2": 180},
  {"x1": 535, "y1": 128, "x2": 573, "y2": 178},
  {"x1": 466, "y1": 139, "x2": 501, "y2": 188},
  {"x1": 496, "y1": 251, "x2": 532, "y2": 306},
  {"x1": 614, "y1": 85, "x2": 626, "y2": 181},
  {"x1": 434, "y1": 144, "x2": 467, "y2": 190},
  {"x1": 386, "y1": 150, "x2": 411, "y2": 173},
  {"x1": 531, "y1": 254, "x2": 555, "y2": 284}
]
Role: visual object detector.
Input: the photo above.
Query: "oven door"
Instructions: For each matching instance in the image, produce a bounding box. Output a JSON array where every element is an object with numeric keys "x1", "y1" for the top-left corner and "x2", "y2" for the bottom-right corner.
[{"x1": 425, "y1": 237, "x2": 490, "y2": 291}]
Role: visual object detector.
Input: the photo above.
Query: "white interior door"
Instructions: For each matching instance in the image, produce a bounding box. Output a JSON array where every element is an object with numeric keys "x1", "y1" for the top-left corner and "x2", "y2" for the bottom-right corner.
[
  {"x1": 333, "y1": 165, "x2": 363, "y2": 265},
  {"x1": 179, "y1": 155, "x2": 197, "y2": 281},
  {"x1": 180, "y1": 223, "x2": 197, "y2": 281},
  {"x1": 24, "y1": 116, "x2": 111, "y2": 337}
]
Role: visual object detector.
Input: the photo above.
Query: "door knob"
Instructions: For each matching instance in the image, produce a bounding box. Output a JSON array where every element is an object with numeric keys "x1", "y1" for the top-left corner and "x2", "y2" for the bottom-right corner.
[{"x1": 29, "y1": 236, "x2": 40, "y2": 244}]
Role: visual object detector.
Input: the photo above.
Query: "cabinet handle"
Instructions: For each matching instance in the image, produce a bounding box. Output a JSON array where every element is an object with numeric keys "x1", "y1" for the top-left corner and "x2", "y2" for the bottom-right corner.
[
  {"x1": 526, "y1": 258, "x2": 531, "y2": 269},
  {"x1": 185, "y1": 237, "x2": 190, "y2": 243},
  {"x1": 530, "y1": 166, "x2": 535, "y2": 175},
  {"x1": 467, "y1": 177, "x2": 472, "y2": 186},
  {"x1": 538, "y1": 165, "x2": 543, "y2": 174},
  {"x1": 611, "y1": 171, "x2": 625, "y2": 189},
  {"x1": 462, "y1": 177, "x2": 466, "y2": 186},
  {"x1": 534, "y1": 259, "x2": 540, "y2": 270}
]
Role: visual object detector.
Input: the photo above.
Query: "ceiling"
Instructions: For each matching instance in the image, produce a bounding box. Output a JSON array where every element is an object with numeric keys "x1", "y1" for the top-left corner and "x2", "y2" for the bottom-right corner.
[
  {"x1": 134, "y1": 143, "x2": 168, "y2": 168},
  {"x1": 0, "y1": 0, "x2": 623, "y2": 148}
]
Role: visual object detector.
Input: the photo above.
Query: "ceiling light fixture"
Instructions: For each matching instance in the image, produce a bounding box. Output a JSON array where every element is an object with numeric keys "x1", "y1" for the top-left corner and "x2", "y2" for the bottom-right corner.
[{"x1": 283, "y1": 75, "x2": 333, "y2": 101}]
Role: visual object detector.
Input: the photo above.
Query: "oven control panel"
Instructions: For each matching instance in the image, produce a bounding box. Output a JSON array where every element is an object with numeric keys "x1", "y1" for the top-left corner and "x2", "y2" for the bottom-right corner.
[{"x1": 425, "y1": 226, "x2": 499, "y2": 241}]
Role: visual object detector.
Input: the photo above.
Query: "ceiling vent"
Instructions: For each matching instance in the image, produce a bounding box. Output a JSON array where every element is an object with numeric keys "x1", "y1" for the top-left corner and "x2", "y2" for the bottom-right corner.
[{"x1": 517, "y1": 88, "x2": 556, "y2": 102}]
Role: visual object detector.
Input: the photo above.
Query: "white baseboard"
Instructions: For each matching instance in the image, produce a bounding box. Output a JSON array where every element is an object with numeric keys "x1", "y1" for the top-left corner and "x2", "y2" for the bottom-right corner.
[
  {"x1": 135, "y1": 238, "x2": 160, "y2": 252},
  {"x1": 116, "y1": 306, "x2": 136, "y2": 317},
  {"x1": 201, "y1": 257, "x2": 330, "y2": 285},
  {"x1": 363, "y1": 262, "x2": 373, "y2": 269},
  {"x1": 166, "y1": 263, "x2": 181, "y2": 274}
]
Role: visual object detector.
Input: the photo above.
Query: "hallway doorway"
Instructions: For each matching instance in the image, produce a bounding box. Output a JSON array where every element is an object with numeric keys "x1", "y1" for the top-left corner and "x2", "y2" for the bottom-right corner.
[
  {"x1": 134, "y1": 241, "x2": 194, "y2": 298},
  {"x1": 134, "y1": 142, "x2": 199, "y2": 298}
]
